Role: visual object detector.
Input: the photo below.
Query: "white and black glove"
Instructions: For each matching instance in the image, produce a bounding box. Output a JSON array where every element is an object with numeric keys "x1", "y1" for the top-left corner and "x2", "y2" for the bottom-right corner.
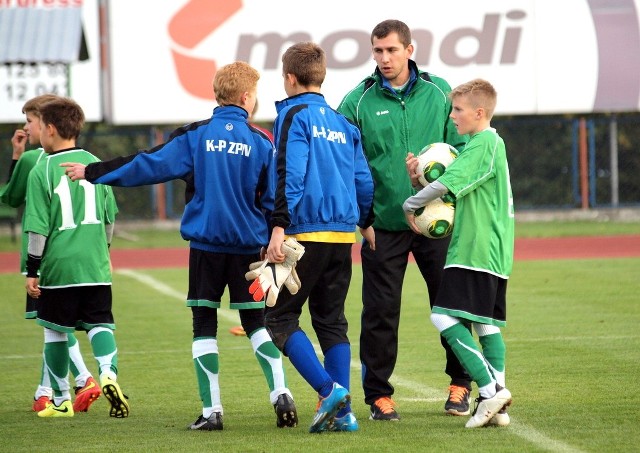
[{"x1": 245, "y1": 238, "x2": 305, "y2": 307}]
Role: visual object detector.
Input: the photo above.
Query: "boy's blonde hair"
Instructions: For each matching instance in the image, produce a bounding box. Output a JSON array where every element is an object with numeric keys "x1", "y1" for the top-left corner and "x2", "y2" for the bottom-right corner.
[
  {"x1": 450, "y1": 79, "x2": 498, "y2": 119},
  {"x1": 282, "y1": 42, "x2": 326, "y2": 87},
  {"x1": 213, "y1": 61, "x2": 260, "y2": 106},
  {"x1": 39, "y1": 97, "x2": 85, "y2": 140},
  {"x1": 22, "y1": 94, "x2": 60, "y2": 116}
]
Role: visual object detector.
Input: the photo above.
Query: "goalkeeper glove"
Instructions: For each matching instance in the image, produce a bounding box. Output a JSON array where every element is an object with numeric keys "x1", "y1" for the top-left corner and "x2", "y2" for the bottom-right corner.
[{"x1": 245, "y1": 238, "x2": 305, "y2": 307}]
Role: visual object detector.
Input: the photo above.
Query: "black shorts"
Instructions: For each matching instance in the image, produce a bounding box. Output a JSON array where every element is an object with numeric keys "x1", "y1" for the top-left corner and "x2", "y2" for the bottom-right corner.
[
  {"x1": 432, "y1": 267, "x2": 507, "y2": 327},
  {"x1": 36, "y1": 285, "x2": 114, "y2": 333},
  {"x1": 186, "y1": 248, "x2": 262, "y2": 310},
  {"x1": 25, "y1": 293, "x2": 38, "y2": 319}
]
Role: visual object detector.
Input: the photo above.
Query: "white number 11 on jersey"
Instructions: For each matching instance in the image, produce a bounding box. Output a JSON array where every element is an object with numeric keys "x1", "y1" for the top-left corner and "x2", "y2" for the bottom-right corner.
[{"x1": 54, "y1": 176, "x2": 100, "y2": 230}]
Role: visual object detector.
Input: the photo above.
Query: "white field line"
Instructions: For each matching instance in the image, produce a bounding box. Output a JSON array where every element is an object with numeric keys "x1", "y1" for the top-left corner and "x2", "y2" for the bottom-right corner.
[
  {"x1": 508, "y1": 335, "x2": 637, "y2": 342},
  {"x1": 116, "y1": 269, "x2": 586, "y2": 453},
  {"x1": 507, "y1": 424, "x2": 586, "y2": 453}
]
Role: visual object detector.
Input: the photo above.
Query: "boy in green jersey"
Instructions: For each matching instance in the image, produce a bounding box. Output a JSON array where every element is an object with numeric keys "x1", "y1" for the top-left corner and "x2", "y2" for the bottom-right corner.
[
  {"x1": 23, "y1": 97, "x2": 128, "y2": 419},
  {"x1": 1, "y1": 94, "x2": 101, "y2": 413},
  {"x1": 403, "y1": 79, "x2": 515, "y2": 428}
]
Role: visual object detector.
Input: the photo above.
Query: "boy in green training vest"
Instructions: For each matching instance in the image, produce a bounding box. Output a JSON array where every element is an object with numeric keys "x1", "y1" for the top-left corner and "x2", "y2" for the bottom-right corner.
[{"x1": 404, "y1": 78, "x2": 515, "y2": 428}]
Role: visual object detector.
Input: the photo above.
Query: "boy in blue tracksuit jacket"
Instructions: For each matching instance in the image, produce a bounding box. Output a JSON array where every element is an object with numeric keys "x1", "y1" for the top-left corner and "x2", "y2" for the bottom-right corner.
[
  {"x1": 74, "y1": 111, "x2": 270, "y2": 255},
  {"x1": 264, "y1": 42, "x2": 375, "y2": 433},
  {"x1": 62, "y1": 62, "x2": 299, "y2": 431}
]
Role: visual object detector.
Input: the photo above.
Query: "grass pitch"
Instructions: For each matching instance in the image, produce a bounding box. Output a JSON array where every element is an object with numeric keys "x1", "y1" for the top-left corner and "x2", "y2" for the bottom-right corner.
[{"x1": 0, "y1": 255, "x2": 638, "y2": 452}]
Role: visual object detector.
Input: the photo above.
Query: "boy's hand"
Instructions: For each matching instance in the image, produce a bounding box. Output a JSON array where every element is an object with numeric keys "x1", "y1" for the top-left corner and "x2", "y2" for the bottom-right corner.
[
  {"x1": 60, "y1": 162, "x2": 87, "y2": 181},
  {"x1": 360, "y1": 226, "x2": 376, "y2": 251},
  {"x1": 404, "y1": 211, "x2": 422, "y2": 235},
  {"x1": 11, "y1": 129, "x2": 27, "y2": 159},
  {"x1": 266, "y1": 227, "x2": 286, "y2": 263},
  {"x1": 26, "y1": 277, "x2": 41, "y2": 299}
]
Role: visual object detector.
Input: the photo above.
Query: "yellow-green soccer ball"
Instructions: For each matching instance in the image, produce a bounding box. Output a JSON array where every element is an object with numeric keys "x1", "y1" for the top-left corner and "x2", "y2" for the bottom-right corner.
[
  {"x1": 414, "y1": 198, "x2": 455, "y2": 239},
  {"x1": 416, "y1": 142, "x2": 459, "y2": 187}
]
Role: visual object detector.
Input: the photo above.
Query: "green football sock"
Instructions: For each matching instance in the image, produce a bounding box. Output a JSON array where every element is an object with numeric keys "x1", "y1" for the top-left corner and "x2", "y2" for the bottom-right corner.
[
  {"x1": 192, "y1": 337, "x2": 222, "y2": 415},
  {"x1": 441, "y1": 323, "x2": 494, "y2": 388},
  {"x1": 88, "y1": 327, "x2": 118, "y2": 378},
  {"x1": 479, "y1": 332, "x2": 506, "y2": 386},
  {"x1": 44, "y1": 339, "x2": 70, "y2": 401}
]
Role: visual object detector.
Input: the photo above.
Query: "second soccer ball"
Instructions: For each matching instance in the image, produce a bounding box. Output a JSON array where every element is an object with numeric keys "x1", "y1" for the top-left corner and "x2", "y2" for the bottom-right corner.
[{"x1": 414, "y1": 198, "x2": 455, "y2": 239}]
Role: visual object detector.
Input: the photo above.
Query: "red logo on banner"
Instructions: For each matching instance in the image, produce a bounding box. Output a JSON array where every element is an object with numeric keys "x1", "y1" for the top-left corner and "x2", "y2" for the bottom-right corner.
[{"x1": 168, "y1": 0, "x2": 242, "y2": 100}]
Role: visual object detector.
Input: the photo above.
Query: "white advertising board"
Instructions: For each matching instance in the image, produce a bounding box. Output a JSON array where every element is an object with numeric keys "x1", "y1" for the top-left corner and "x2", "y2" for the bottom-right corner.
[
  {"x1": 106, "y1": 0, "x2": 640, "y2": 123},
  {"x1": 0, "y1": 0, "x2": 102, "y2": 123},
  {"x1": 8, "y1": 0, "x2": 636, "y2": 125}
]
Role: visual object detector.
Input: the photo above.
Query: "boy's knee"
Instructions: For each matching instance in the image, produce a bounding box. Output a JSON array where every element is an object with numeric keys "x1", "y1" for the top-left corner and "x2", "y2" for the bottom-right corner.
[
  {"x1": 430, "y1": 312, "x2": 459, "y2": 333},
  {"x1": 264, "y1": 318, "x2": 300, "y2": 353},
  {"x1": 239, "y1": 308, "x2": 265, "y2": 337},
  {"x1": 44, "y1": 328, "x2": 68, "y2": 343},
  {"x1": 191, "y1": 307, "x2": 218, "y2": 338}
]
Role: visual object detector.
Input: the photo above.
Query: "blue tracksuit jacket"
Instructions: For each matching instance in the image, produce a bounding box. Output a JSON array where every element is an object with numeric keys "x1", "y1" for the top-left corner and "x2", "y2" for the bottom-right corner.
[
  {"x1": 84, "y1": 105, "x2": 274, "y2": 254},
  {"x1": 272, "y1": 92, "x2": 374, "y2": 234}
]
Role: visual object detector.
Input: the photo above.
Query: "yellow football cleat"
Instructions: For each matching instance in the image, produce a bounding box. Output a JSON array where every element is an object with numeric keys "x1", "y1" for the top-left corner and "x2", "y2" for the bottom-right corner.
[
  {"x1": 37, "y1": 400, "x2": 74, "y2": 418},
  {"x1": 101, "y1": 376, "x2": 130, "y2": 418}
]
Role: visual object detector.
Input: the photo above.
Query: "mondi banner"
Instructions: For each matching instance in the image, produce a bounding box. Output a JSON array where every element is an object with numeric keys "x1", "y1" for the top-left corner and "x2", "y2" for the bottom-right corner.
[{"x1": 108, "y1": 0, "x2": 637, "y2": 123}]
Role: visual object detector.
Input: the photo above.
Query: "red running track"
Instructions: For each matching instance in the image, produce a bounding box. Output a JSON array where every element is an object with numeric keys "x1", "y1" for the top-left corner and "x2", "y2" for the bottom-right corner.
[{"x1": 1, "y1": 235, "x2": 640, "y2": 274}]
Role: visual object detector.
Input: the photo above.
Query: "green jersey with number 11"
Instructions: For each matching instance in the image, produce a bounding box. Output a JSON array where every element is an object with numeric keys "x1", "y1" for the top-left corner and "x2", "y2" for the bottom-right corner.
[
  {"x1": 438, "y1": 128, "x2": 514, "y2": 278},
  {"x1": 24, "y1": 148, "x2": 118, "y2": 288}
]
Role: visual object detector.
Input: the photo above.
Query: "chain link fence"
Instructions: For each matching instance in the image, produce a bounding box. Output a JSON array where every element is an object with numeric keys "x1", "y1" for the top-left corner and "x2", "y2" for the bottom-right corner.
[{"x1": 495, "y1": 114, "x2": 640, "y2": 211}]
